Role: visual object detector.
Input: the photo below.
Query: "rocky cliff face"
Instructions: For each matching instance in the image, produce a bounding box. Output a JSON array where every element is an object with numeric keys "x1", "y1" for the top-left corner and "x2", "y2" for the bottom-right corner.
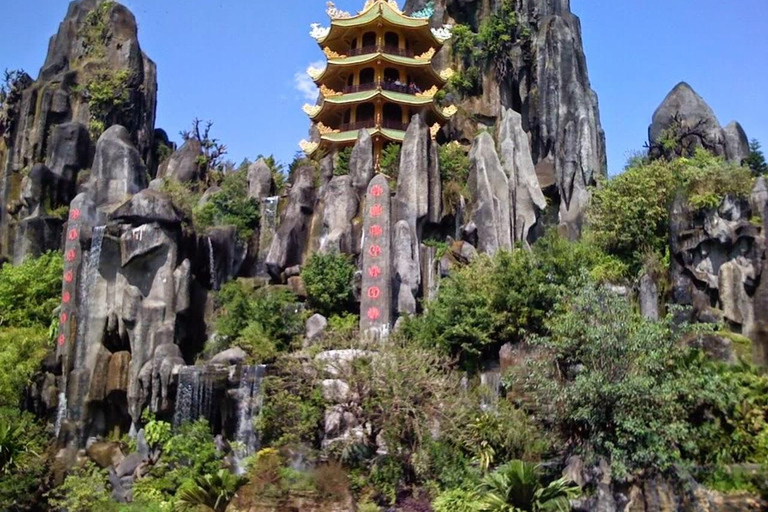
[
  {"x1": 406, "y1": 0, "x2": 606, "y2": 239},
  {"x1": 0, "y1": 0, "x2": 157, "y2": 262}
]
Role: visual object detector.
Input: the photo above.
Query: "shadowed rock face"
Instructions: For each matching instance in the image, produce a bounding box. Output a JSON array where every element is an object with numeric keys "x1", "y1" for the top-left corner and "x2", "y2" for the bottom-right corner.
[
  {"x1": 649, "y1": 82, "x2": 749, "y2": 162},
  {"x1": 406, "y1": 0, "x2": 605, "y2": 239},
  {"x1": 0, "y1": 0, "x2": 157, "y2": 260}
]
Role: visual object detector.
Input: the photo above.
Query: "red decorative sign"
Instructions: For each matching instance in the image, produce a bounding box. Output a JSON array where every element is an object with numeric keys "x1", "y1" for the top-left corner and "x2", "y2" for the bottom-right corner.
[
  {"x1": 367, "y1": 307, "x2": 381, "y2": 321},
  {"x1": 370, "y1": 185, "x2": 384, "y2": 197},
  {"x1": 70, "y1": 209, "x2": 81, "y2": 220},
  {"x1": 368, "y1": 265, "x2": 382, "y2": 278},
  {"x1": 369, "y1": 225, "x2": 383, "y2": 237},
  {"x1": 60, "y1": 312, "x2": 68, "y2": 323},
  {"x1": 62, "y1": 291, "x2": 71, "y2": 304},
  {"x1": 58, "y1": 334, "x2": 66, "y2": 347},
  {"x1": 370, "y1": 204, "x2": 383, "y2": 218},
  {"x1": 367, "y1": 286, "x2": 381, "y2": 299},
  {"x1": 368, "y1": 244, "x2": 382, "y2": 258},
  {"x1": 68, "y1": 228, "x2": 79, "y2": 241},
  {"x1": 66, "y1": 250, "x2": 76, "y2": 262},
  {"x1": 64, "y1": 270, "x2": 74, "y2": 283}
]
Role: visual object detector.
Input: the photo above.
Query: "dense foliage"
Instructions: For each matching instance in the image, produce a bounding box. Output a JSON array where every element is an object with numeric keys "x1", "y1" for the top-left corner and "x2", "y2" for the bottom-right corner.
[
  {"x1": 747, "y1": 139, "x2": 768, "y2": 175},
  {"x1": 527, "y1": 282, "x2": 768, "y2": 480},
  {"x1": 0, "y1": 251, "x2": 62, "y2": 328},
  {"x1": 588, "y1": 150, "x2": 754, "y2": 273},
  {"x1": 213, "y1": 280, "x2": 304, "y2": 362},
  {"x1": 194, "y1": 164, "x2": 260, "y2": 240},
  {"x1": 404, "y1": 231, "x2": 625, "y2": 369},
  {"x1": 302, "y1": 252, "x2": 356, "y2": 317}
]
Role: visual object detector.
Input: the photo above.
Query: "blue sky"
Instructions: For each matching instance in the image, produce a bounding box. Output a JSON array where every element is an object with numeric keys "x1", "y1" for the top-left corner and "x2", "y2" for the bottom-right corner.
[{"x1": 1, "y1": 0, "x2": 766, "y2": 174}]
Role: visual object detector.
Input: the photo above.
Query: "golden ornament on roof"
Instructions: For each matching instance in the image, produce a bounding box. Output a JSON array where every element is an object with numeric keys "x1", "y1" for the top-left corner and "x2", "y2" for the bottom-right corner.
[
  {"x1": 430, "y1": 123, "x2": 441, "y2": 139},
  {"x1": 299, "y1": 140, "x2": 319, "y2": 155},
  {"x1": 416, "y1": 48, "x2": 436, "y2": 60},
  {"x1": 323, "y1": 47, "x2": 346, "y2": 59},
  {"x1": 439, "y1": 68, "x2": 455, "y2": 81},
  {"x1": 319, "y1": 85, "x2": 342, "y2": 97},
  {"x1": 442, "y1": 105, "x2": 458, "y2": 117},
  {"x1": 303, "y1": 104, "x2": 322, "y2": 117},
  {"x1": 307, "y1": 66, "x2": 324, "y2": 80},
  {"x1": 326, "y1": 2, "x2": 351, "y2": 19},
  {"x1": 416, "y1": 85, "x2": 438, "y2": 98},
  {"x1": 316, "y1": 122, "x2": 339, "y2": 135}
]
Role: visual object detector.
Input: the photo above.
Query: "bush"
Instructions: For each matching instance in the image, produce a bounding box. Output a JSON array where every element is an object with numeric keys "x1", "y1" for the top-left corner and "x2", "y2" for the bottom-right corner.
[
  {"x1": 302, "y1": 252, "x2": 356, "y2": 317},
  {"x1": 0, "y1": 327, "x2": 50, "y2": 407},
  {"x1": 0, "y1": 251, "x2": 62, "y2": 328},
  {"x1": 214, "y1": 281, "x2": 303, "y2": 362},
  {"x1": 380, "y1": 143, "x2": 401, "y2": 179},
  {"x1": 527, "y1": 282, "x2": 738, "y2": 480},
  {"x1": 334, "y1": 147, "x2": 353, "y2": 176},
  {"x1": 194, "y1": 167, "x2": 260, "y2": 240},
  {"x1": 433, "y1": 488, "x2": 476, "y2": 512},
  {"x1": 0, "y1": 409, "x2": 51, "y2": 510},
  {"x1": 588, "y1": 149, "x2": 754, "y2": 273},
  {"x1": 46, "y1": 462, "x2": 112, "y2": 512},
  {"x1": 438, "y1": 141, "x2": 469, "y2": 184},
  {"x1": 404, "y1": 230, "x2": 622, "y2": 369}
]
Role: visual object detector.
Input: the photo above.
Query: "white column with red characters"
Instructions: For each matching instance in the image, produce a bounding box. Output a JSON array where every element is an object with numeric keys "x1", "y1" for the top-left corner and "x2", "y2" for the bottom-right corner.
[
  {"x1": 360, "y1": 174, "x2": 392, "y2": 339},
  {"x1": 58, "y1": 207, "x2": 84, "y2": 351}
]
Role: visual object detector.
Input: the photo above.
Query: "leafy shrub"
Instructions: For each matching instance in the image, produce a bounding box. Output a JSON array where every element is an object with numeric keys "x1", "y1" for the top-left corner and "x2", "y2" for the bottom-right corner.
[
  {"x1": 380, "y1": 143, "x2": 401, "y2": 179},
  {"x1": 174, "y1": 469, "x2": 247, "y2": 512},
  {"x1": 474, "y1": 460, "x2": 579, "y2": 512},
  {"x1": 404, "y1": 230, "x2": 621, "y2": 369},
  {"x1": 302, "y1": 252, "x2": 356, "y2": 317},
  {"x1": 334, "y1": 147, "x2": 353, "y2": 176},
  {"x1": 46, "y1": 462, "x2": 112, "y2": 512},
  {"x1": 528, "y1": 282, "x2": 737, "y2": 480},
  {"x1": 747, "y1": 139, "x2": 767, "y2": 176},
  {"x1": 194, "y1": 168, "x2": 260, "y2": 240},
  {"x1": 0, "y1": 327, "x2": 50, "y2": 407},
  {"x1": 433, "y1": 488, "x2": 477, "y2": 512},
  {"x1": 588, "y1": 149, "x2": 754, "y2": 273},
  {"x1": 214, "y1": 281, "x2": 303, "y2": 362},
  {"x1": 0, "y1": 251, "x2": 62, "y2": 328},
  {"x1": 448, "y1": 67, "x2": 482, "y2": 97},
  {"x1": 439, "y1": 141, "x2": 469, "y2": 184},
  {"x1": 84, "y1": 69, "x2": 131, "y2": 138},
  {"x1": 257, "y1": 356, "x2": 325, "y2": 448},
  {"x1": 0, "y1": 409, "x2": 51, "y2": 510}
]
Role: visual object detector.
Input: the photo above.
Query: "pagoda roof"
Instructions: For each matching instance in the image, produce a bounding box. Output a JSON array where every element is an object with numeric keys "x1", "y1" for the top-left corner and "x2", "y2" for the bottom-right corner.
[
  {"x1": 313, "y1": 0, "x2": 450, "y2": 47},
  {"x1": 306, "y1": 88, "x2": 453, "y2": 121},
  {"x1": 310, "y1": 51, "x2": 449, "y2": 84}
]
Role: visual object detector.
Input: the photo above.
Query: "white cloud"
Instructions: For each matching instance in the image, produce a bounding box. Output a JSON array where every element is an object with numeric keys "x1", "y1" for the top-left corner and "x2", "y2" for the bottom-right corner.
[{"x1": 294, "y1": 60, "x2": 324, "y2": 101}]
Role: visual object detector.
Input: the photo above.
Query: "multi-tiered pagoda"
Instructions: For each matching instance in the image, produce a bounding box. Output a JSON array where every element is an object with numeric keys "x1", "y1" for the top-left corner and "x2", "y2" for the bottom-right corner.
[{"x1": 300, "y1": 0, "x2": 456, "y2": 166}]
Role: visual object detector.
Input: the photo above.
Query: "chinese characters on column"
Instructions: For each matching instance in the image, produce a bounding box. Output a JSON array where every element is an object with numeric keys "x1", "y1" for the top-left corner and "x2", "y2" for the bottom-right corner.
[{"x1": 360, "y1": 175, "x2": 392, "y2": 339}]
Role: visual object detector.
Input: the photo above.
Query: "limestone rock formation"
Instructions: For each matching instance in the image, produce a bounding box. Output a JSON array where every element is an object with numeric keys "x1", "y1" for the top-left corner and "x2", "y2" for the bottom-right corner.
[
  {"x1": 265, "y1": 165, "x2": 316, "y2": 278},
  {"x1": 156, "y1": 139, "x2": 202, "y2": 183},
  {"x1": 649, "y1": 82, "x2": 750, "y2": 162},
  {"x1": 319, "y1": 176, "x2": 359, "y2": 255},
  {"x1": 247, "y1": 158, "x2": 274, "y2": 200},
  {"x1": 499, "y1": 108, "x2": 546, "y2": 245},
  {"x1": 0, "y1": 0, "x2": 157, "y2": 260},
  {"x1": 349, "y1": 130, "x2": 375, "y2": 195},
  {"x1": 468, "y1": 132, "x2": 511, "y2": 254},
  {"x1": 88, "y1": 125, "x2": 148, "y2": 209}
]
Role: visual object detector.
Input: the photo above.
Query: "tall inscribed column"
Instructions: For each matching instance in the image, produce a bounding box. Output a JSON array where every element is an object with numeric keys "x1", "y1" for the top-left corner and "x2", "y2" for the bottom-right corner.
[{"x1": 360, "y1": 174, "x2": 392, "y2": 340}]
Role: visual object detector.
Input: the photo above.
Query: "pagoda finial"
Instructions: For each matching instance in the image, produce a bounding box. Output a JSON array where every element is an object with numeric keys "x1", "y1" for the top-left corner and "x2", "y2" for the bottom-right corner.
[
  {"x1": 362, "y1": 0, "x2": 402, "y2": 14},
  {"x1": 326, "y1": 2, "x2": 351, "y2": 19}
]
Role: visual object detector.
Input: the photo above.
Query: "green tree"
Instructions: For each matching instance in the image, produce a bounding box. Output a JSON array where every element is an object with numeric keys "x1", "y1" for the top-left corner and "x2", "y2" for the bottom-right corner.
[
  {"x1": 174, "y1": 470, "x2": 247, "y2": 512},
  {"x1": 0, "y1": 328, "x2": 50, "y2": 407},
  {"x1": 302, "y1": 252, "x2": 356, "y2": 317},
  {"x1": 475, "y1": 460, "x2": 579, "y2": 512},
  {"x1": 0, "y1": 251, "x2": 62, "y2": 328},
  {"x1": 194, "y1": 166, "x2": 260, "y2": 240},
  {"x1": 46, "y1": 462, "x2": 113, "y2": 512},
  {"x1": 588, "y1": 149, "x2": 754, "y2": 273},
  {"x1": 746, "y1": 139, "x2": 768, "y2": 175}
]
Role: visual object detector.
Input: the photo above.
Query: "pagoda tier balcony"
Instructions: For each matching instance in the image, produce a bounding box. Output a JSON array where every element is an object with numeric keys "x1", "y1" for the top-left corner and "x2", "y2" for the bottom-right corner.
[
  {"x1": 348, "y1": 45, "x2": 414, "y2": 58},
  {"x1": 342, "y1": 81, "x2": 424, "y2": 94},
  {"x1": 339, "y1": 120, "x2": 377, "y2": 132}
]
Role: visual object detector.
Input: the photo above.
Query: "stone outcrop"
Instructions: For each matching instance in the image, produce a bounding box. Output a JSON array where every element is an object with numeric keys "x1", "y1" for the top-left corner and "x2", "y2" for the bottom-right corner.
[
  {"x1": 349, "y1": 130, "x2": 374, "y2": 195},
  {"x1": 265, "y1": 165, "x2": 316, "y2": 278},
  {"x1": 649, "y1": 82, "x2": 750, "y2": 163},
  {"x1": 319, "y1": 176, "x2": 359, "y2": 255},
  {"x1": 669, "y1": 193, "x2": 765, "y2": 356},
  {"x1": 405, "y1": 0, "x2": 605, "y2": 239},
  {"x1": 467, "y1": 132, "x2": 511, "y2": 254},
  {"x1": 156, "y1": 139, "x2": 202, "y2": 183},
  {"x1": 0, "y1": 0, "x2": 157, "y2": 260},
  {"x1": 499, "y1": 108, "x2": 546, "y2": 245},
  {"x1": 247, "y1": 158, "x2": 274, "y2": 200},
  {"x1": 89, "y1": 125, "x2": 149, "y2": 209}
]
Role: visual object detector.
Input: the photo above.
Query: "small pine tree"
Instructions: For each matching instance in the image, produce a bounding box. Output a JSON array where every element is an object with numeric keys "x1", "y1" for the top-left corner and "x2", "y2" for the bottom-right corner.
[{"x1": 746, "y1": 139, "x2": 768, "y2": 175}]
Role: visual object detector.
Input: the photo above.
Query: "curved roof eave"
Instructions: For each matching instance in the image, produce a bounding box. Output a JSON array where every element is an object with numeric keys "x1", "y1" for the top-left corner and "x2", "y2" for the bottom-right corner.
[
  {"x1": 308, "y1": 89, "x2": 438, "y2": 119},
  {"x1": 317, "y1": 2, "x2": 438, "y2": 45},
  {"x1": 312, "y1": 52, "x2": 446, "y2": 84}
]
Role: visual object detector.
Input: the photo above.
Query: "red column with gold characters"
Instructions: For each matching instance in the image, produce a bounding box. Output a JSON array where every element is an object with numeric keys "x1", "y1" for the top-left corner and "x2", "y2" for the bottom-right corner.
[
  {"x1": 360, "y1": 174, "x2": 392, "y2": 339},
  {"x1": 58, "y1": 206, "x2": 84, "y2": 351}
]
